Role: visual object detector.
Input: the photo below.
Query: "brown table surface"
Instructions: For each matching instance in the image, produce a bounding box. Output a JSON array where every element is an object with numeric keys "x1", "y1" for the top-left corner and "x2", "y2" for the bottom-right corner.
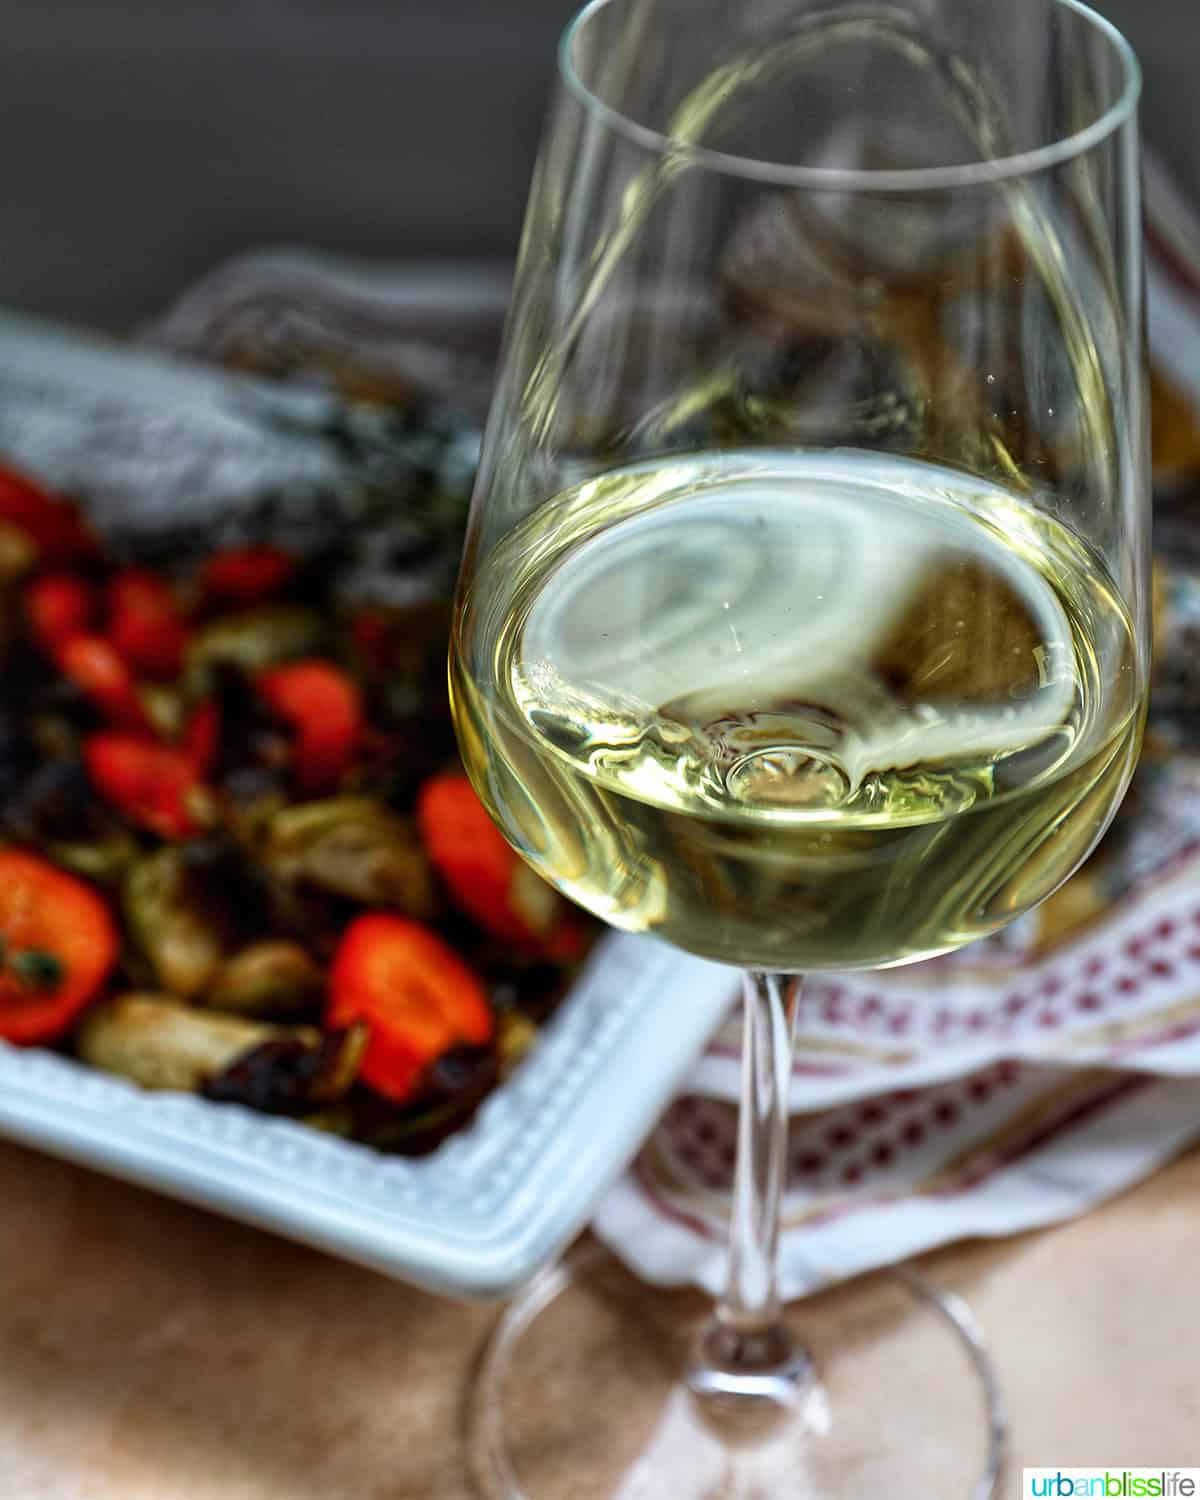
[{"x1": 0, "y1": 1133, "x2": 1196, "y2": 1498}]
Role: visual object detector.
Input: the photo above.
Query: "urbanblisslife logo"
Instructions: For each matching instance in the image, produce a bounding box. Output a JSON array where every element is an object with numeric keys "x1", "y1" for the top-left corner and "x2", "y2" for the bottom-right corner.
[{"x1": 1025, "y1": 1473, "x2": 1199, "y2": 1497}]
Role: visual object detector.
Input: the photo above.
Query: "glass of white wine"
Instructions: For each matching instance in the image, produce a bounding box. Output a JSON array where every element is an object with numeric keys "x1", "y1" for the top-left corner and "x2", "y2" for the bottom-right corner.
[{"x1": 451, "y1": 0, "x2": 1148, "y2": 1493}]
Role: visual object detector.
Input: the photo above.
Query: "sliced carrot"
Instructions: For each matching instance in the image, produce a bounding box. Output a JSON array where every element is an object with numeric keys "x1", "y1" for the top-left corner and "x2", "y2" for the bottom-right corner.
[
  {"x1": 416, "y1": 773, "x2": 575, "y2": 954},
  {"x1": 327, "y1": 915, "x2": 494, "y2": 1104},
  {"x1": 107, "y1": 569, "x2": 188, "y2": 679},
  {"x1": 83, "y1": 733, "x2": 203, "y2": 839},
  {"x1": 257, "y1": 659, "x2": 363, "y2": 794},
  {"x1": 201, "y1": 546, "x2": 295, "y2": 608},
  {"x1": 58, "y1": 635, "x2": 152, "y2": 732},
  {"x1": 0, "y1": 464, "x2": 95, "y2": 562},
  {"x1": 24, "y1": 572, "x2": 94, "y2": 654},
  {"x1": 0, "y1": 850, "x2": 117, "y2": 1044}
]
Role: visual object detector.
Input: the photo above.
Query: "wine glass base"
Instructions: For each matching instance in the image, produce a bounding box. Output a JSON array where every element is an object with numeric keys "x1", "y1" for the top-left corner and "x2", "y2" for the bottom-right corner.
[{"x1": 469, "y1": 1244, "x2": 1006, "y2": 1500}]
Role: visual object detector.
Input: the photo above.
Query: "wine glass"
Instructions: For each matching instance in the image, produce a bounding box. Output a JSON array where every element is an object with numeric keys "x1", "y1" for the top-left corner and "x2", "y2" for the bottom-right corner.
[{"x1": 450, "y1": 0, "x2": 1148, "y2": 1494}]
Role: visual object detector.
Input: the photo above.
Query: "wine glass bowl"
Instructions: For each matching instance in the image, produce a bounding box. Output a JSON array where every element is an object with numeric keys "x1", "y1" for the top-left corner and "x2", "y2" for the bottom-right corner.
[
  {"x1": 450, "y1": 1, "x2": 1148, "y2": 1494},
  {"x1": 452, "y1": 446, "x2": 1143, "y2": 972}
]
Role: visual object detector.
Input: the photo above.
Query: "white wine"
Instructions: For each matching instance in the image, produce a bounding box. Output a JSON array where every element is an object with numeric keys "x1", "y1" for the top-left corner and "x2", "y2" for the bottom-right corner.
[{"x1": 451, "y1": 451, "x2": 1143, "y2": 970}]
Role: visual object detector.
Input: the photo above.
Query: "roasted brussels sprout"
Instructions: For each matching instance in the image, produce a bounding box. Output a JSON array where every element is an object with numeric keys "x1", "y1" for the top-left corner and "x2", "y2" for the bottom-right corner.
[
  {"x1": 265, "y1": 797, "x2": 435, "y2": 916},
  {"x1": 205, "y1": 941, "x2": 324, "y2": 1017},
  {"x1": 124, "y1": 847, "x2": 227, "y2": 998},
  {"x1": 203, "y1": 1023, "x2": 368, "y2": 1114},
  {"x1": 77, "y1": 994, "x2": 317, "y2": 1092},
  {"x1": 184, "y1": 605, "x2": 325, "y2": 695}
]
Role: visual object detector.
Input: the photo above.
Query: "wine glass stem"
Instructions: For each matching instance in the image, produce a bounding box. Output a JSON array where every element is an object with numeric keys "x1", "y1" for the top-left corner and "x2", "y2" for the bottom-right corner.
[
  {"x1": 689, "y1": 971, "x2": 809, "y2": 1399},
  {"x1": 723, "y1": 970, "x2": 802, "y2": 1332}
]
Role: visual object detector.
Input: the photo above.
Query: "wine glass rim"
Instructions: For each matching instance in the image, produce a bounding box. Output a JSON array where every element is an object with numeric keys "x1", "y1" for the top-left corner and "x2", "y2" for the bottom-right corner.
[{"x1": 558, "y1": 0, "x2": 1142, "y2": 193}]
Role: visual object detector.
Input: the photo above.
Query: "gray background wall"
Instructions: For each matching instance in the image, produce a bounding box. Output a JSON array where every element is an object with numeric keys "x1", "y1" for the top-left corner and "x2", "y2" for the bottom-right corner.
[{"x1": 0, "y1": 0, "x2": 1190, "y2": 330}]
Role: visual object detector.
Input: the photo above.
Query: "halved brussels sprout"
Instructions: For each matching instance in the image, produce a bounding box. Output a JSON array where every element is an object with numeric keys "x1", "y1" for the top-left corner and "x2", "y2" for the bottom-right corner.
[
  {"x1": 205, "y1": 940, "x2": 324, "y2": 1017},
  {"x1": 77, "y1": 994, "x2": 318, "y2": 1093},
  {"x1": 265, "y1": 797, "x2": 435, "y2": 916},
  {"x1": 184, "y1": 605, "x2": 325, "y2": 695},
  {"x1": 124, "y1": 847, "x2": 226, "y2": 998}
]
